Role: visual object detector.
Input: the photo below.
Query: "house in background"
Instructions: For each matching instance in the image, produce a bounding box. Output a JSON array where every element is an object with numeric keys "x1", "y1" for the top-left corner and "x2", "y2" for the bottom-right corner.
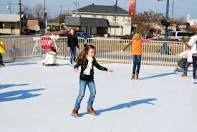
[
  {"x1": 0, "y1": 14, "x2": 20, "y2": 35},
  {"x1": 72, "y1": 4, "x2": 131, "y2": 36},
  {"x1": 64, "y1": 16, "x2": 109, "y2": 36},
  {"x1": 27, "y1": 19, "x2": 40, "y2": 32}
]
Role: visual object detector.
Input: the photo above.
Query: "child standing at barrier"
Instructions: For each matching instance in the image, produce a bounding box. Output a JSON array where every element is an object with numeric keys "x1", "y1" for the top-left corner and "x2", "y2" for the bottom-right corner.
[
  {"x1": 188, "y1": 34, "x2": 197, "y2": 83},
  {"x1": 67, "y1": 29, "x2": 79, "y2": 65},
  {"x1": 71, "y1": 45, "x2": 113, "y2": 117},
  {"x1": 0, "y1": 40, "x2": 6, "y2": 67},
  {"x1": 177, "y1": 45, "x2": 193, "y2": 77},
  {"x1": 123, "y1": 33, "x2": 143, "y2": 79},
  {"x1": 42, "y1": 46, "x2": 58, "y2": 66}
]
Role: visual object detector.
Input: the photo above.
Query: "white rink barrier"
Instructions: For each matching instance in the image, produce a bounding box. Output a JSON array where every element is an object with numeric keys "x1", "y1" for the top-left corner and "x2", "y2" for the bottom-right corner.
[{"x1": 0, "y1": 36, "x2": 185, "y2": 66}]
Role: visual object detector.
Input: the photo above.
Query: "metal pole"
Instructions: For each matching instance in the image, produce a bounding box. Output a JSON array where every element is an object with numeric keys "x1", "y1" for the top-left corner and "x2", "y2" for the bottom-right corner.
[
  {"x1": 19, "y1": 0, "x2": 22, "y2": 35},
  {"x1": 114, "y1": 0, "x2": 118, "y2": 37},
  {"x1": 172, "y1": 0, "x2": 174, "y2": 21},
  {"x1": 8, "y1": 0, "x2": 12, "y2": 14},
  {"x1": 164, "y1": 0, "x2": 170, "y2": 41},
  {"x1": 161, "y1": 0, "x2": 170, "y2": 54},
  {"x1": 59, "y1": 7, "x2": 62, "y2": 31},
  {"x1": 43, "y1": 0, "x2": 47, "y2": 34}
]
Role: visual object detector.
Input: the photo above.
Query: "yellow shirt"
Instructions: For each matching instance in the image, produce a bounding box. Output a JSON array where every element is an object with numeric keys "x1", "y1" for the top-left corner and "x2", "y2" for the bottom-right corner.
[
  {"x1": 131, "y1": 39, "x2": 143, "y2": 55},
  {"x1": 0, "y1": 41, "x2": 6, "y2": 54}
]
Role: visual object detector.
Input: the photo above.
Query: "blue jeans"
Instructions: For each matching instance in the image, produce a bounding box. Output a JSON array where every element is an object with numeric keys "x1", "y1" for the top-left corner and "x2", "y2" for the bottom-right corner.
[
  {"x1": 193, "y1": 56, "x2": 197, "y2": 79},
  {"x1": 0, "y1": 53, "x2": 3, "y2": 64},
  {"x1": 183, "y1": 62, "x2": 192, "y2": 73},
  {"x1": 69, "y1": 47, "x2": 77, "y2": 64},
  {"x1": 132, "y1": 55, "x2": 142, "y2": 75},
  {"x1": 74, "y1": 80, "x2": 96, "y2": 110}
]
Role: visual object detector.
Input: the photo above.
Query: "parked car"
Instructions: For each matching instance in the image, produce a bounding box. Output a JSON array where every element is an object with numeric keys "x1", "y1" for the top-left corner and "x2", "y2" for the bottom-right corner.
[
  {"x1": 76, "y1": 31, "x2": 92, "y2": 40},
  {"x1": 168, "y1": 31, "x2": 195, "y2": 41}
]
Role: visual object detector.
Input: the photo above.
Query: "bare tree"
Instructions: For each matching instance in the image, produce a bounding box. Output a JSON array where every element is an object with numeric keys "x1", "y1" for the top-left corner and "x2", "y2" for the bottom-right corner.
[{"x1": 33, "y1": 2, "x2": 44, "y2": 21}]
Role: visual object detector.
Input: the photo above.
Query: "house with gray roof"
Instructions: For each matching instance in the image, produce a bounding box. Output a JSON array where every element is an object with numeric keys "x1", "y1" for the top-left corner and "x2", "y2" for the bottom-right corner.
[
  {"x1": 64, "y1": 16, "x2": 109, "y2": 36},
  {"x1": 71, "y1": 4, "x2": 131, "y2": 36},
  {"x1": 0, "y1": 14, "x2": 21, "y2": 35}
]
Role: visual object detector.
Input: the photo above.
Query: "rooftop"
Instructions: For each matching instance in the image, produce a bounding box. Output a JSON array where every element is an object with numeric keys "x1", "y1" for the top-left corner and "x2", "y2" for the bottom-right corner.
[
  {"x1": 0, "y1": 14, "x2": 20, "y2": 22},
  {"x1": 65, "y1": 16, "x2": 109, "y2": 27},
  {"x1": 78, "y1": 4, "x2": 128, "y2": 15},
  {"x1": 0, "y1": 59, "x2": 197, "y2": 132}
]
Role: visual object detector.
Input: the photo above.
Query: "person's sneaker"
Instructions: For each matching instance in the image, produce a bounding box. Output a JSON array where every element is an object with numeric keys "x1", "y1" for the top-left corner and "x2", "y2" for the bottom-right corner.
[
  {"x1": 87, "y1": 107, "x2": 96, "y2": 116},
  {"x1": 71, "y1": 109, "x2": 79, "y2": 117},
  {"x1": 181, "y1": 73, "x2": 187, "y2": 77}
]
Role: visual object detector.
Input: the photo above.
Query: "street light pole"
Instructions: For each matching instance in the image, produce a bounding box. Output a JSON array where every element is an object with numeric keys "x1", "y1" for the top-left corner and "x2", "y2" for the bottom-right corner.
[
  {"x1": 160, "y1": 0, "x2": 171, "y2": 54},
  {"x1": 164, "y1": 0, "x2": 170, "y2": 41}
]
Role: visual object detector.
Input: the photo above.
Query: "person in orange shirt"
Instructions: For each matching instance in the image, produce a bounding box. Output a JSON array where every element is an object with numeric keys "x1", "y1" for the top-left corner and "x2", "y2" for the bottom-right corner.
[{"x1": 123, "y1": 33, "x2": 143, "y2": 79}]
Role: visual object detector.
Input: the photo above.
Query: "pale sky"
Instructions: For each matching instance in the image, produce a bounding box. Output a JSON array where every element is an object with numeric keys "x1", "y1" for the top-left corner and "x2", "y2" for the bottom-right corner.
[{"x1": 0, "y1": 0, "x2": 196, "y2": 19}]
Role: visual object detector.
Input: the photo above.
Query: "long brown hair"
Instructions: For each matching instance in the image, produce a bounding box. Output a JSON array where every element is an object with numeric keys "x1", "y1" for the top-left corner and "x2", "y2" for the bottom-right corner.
[{"x1": 77, "y1": 45, "x2": 96, "y2": 64}]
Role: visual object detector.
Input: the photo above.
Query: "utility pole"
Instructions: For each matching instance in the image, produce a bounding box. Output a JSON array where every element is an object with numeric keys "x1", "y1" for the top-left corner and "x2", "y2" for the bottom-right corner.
[
  {"x1": 59, "y1": 6, "x2": 63, "y2": 31},
  {"x1": 114, "y1": 0, "x2": 118, "y2": 37},
  {"x1": 161, "y1": 0, "x2": 170, "y2": 55},
  {"x1": 8, "y1": 0, "x2": 12, "y2": 14},
  {"x1": 171, "y1": 0, "x2": 174, "y2": 21},
  {"x1": 74, "y1": 0, "x2": 79, "y2": 16},
  {"x1": 164, "y1": 0, "x2": 170, "y2": 41},
  {"x1": 43, "y1": 0, "x2": 47, "y2": 34},
  {"x1": 19, "y1": 0, "x2": 22, "y2": 35}
]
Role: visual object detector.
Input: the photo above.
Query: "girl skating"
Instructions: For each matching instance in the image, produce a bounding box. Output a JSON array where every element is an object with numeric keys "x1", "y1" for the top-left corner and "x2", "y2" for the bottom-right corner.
[
  {"x1": 71, "y1": 45, "x2": 113, "y2": 117},
  {"x1": 123, "y1": 33, "x2": 143, "y2": 79}
]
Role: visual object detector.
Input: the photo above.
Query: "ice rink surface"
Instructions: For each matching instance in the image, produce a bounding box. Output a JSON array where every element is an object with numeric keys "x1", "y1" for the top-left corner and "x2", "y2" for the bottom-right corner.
[{"x1": 0, "y1": 59, "x2": 197, "y2": 132}]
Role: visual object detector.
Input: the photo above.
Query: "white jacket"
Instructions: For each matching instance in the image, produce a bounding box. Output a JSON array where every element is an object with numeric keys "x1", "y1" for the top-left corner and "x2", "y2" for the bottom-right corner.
[
  {"x1": 43, "y1": 52, "x2": 57, "y2": 65},
  {"x1": 179, "y1": 50, "x2": 193, "y2": 63},
  {"x1": 188, "y1": 35, "x2": 197, "y2": 54}
]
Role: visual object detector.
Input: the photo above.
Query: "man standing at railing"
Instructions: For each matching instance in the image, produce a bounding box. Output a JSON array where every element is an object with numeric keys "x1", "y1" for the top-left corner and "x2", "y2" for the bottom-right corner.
[
  {"x1": 188, "y1": 34, "x2": 197, "y2": 83},
  {"x1": 67, "y1": 29, "x2": 79, "y2": 65},
  {"x1": 0, "y1": 40, "x2": 5, "y2": 67}
]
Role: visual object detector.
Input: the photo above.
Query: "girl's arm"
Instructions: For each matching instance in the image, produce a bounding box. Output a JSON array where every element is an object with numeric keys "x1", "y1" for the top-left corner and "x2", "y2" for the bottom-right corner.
[
  {"x1": 122, "y1": 41, "x2": 132, "y2": 51},
  {"x1": 93, "y1": 58, "x2": 108, "y2": 71},
  {"x1": 74, "y1": 63, "x2": 81, "y2": 69},
  {"x1": 179, "y1": 51, "x2": 187, "y2": 58}
]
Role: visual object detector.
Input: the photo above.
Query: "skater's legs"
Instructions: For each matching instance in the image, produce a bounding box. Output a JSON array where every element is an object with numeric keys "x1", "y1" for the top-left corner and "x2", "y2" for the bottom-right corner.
[
  {"x1": 74, "y1": 80, "x2": 87, "y2": 110},
  {"x1": 136, "y1": 56, "x2": 142, "y2": 74},
  {"x1": 70, "y1": 48, "x2": 77, "y2": 64},
  {"x1": 87, "y1": 80, "x2": 96, "y2": 108},
  {"x1": 132, "y1": 56, "x2": 138, "y2": 75},
  {"x1": 193, "y1": 56, "x2": 197, "y2": 79},
  {"x1": 183, "y1": 62, "x2": 192, "y2": 74},
  {"x1": 0, "y1": 53, "x2": 3, "y2": 65}
]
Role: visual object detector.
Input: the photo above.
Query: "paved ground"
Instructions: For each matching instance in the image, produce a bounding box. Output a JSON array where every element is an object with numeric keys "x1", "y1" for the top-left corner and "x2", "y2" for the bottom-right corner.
[{"x1": 0, "y1": 59, "x2": 197, "y2": 132}]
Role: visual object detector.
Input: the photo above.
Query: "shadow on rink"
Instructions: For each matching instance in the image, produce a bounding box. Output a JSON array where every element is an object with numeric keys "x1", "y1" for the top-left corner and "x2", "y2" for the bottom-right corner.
[
  {"x1": 7, "y1": 62, "x2": 38, "y2": 66},
  {"x1": 79, "y1": 98, "x2": 157, "y2": 117},
  {"x1": 0, "y1": 88, "x2": 44, "y2": 102},
  {"x1": 140, "y1": 72, "x2": 176, "y2": 80},
  {"x1": 0, "y1": 84, "x2": 29, "y2": 90}
]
